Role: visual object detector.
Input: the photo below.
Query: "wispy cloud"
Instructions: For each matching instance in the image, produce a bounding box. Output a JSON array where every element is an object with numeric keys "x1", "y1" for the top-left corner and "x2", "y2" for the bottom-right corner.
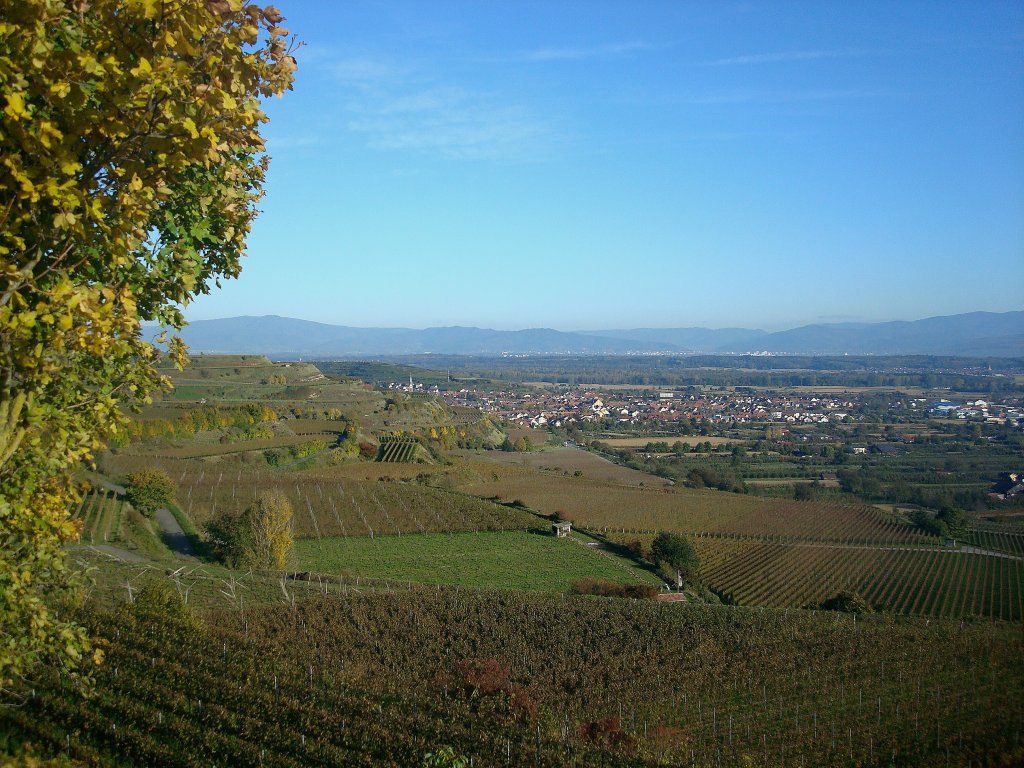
[
  {"x1": 347, "y1": 91, "x2": 548, "y2": 160},
  {"x1": 684, "y1": 88, "x2": 881, "y2": 105},
  {"x1": 322, "y1": 54, "x2": 552, "y2": 161},
  {"x1": 329, "y1": 56, "x2": 405, "y2": 86},
  {"x1": 517, "y1": 40, "x2": 654, "y2": 62},
  {"x1": 704, "y1": 48, "x2": 869, "y2": 66}
]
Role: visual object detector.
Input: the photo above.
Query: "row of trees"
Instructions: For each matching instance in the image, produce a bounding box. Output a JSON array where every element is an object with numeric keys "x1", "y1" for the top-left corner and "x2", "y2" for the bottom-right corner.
[{"x1": 113, "y1": 403, "x2": 280, "y2": 446}]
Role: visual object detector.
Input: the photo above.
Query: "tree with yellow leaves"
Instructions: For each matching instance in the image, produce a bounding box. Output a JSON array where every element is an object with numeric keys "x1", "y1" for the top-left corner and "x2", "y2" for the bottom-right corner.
[
  {"x1": 205, "y1": 489, "x2": 293, "y2": 570},
  {"x1": 0, "y1": 0, "x2": 295, "y2": 693},
  {"x1": 244, "y1": 488, "x2": 293, "y2": 570}
]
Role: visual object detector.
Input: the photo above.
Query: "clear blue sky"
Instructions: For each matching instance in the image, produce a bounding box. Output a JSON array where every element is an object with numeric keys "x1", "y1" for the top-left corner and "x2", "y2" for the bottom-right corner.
[{"x1": 186, "y1": 0, "x2": 1024, "y2": 331}]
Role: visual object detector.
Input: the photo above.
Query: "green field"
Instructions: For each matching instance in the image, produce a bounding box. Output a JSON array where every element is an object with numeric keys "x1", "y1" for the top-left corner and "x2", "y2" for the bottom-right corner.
[{"x1": 295, "y1": 530, "x2": 659, "y2": 591}]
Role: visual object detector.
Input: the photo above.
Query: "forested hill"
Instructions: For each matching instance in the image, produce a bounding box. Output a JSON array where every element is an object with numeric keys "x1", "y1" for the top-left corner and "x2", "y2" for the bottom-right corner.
[{"x1": 166, "y1": 311, "x2": 1024, "y2": 357}]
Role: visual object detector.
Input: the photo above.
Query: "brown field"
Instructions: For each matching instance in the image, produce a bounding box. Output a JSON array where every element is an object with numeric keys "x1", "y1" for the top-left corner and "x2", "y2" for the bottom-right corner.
[
  {"x1": 464, "y1": 447, "x2": 670, "y2": 487},
  {"x1": 456, "y1": 465, "x2": 931, "y2": 544},
  {"x1": 503, "y1": 424, "x2": 548, "y2": 444}
]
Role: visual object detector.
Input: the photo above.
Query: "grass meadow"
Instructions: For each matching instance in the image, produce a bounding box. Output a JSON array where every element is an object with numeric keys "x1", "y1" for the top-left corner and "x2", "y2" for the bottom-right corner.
[{"x1": 294, "y1": 530, "x2": 660, "y2": 591}]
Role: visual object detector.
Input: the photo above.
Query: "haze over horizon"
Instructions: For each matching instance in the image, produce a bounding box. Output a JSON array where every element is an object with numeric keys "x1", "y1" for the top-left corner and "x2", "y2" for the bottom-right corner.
[
  {"x1": 185, "y1": 1, "x2": 1024, "y2": 331},
  {"x1": 176, "y1": 308, "x2": 1017, "y2": 335}
]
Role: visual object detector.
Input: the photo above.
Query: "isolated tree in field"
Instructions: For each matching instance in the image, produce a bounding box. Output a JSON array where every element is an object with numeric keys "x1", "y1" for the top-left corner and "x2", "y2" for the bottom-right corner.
[
  {"x1": 0, "y1": 0, "x2": 295, "y2": 691},
  {"x1": 124, "y1": 468, "x2": 175, "y2": 516},
  {"x1": 650, "y1": 532, "x2": 699, "y2": 586},
  {"x1": 245, "y1": 489, "x2": 294, "y2": 569},
  {"x1": 207, "y1": 489, "x2": 293, "y2": 570}
]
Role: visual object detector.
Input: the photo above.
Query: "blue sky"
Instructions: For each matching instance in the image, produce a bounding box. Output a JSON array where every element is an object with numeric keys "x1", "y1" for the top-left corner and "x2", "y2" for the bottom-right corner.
[{"x1": 186, "y1": 0, "x2": 1024, "y2": 331}]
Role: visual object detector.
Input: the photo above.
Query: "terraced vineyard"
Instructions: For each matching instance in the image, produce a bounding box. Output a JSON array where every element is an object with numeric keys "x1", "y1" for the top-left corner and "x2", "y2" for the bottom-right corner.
[
  {"x1": 377, "y1": 436, "x2": 420, "y2": 463},
  {"x1": 6, "y1": 588, "x2": 1022, "y2": 767},
  {"x1": 692, "y1": 538, "x2": 1024, "y2": 620},
  {"x1": 73, "y1": 490, "x2": 125, "y2": 545}
]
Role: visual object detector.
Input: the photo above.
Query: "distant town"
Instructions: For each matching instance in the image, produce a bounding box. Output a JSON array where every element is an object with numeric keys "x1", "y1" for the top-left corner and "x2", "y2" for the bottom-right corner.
[{"x1": 388, "y1": 379, "x2": 1024, "y2": 432}]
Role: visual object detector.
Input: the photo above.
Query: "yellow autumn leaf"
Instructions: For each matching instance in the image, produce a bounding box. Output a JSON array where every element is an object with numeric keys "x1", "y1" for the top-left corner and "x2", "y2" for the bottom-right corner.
[
  {"x1": 130, "y1": 57, "x2": 152, "y2": 77},
  {"x1": 4, "y1": 92, "x2": 28, "y2": 119},
  {"x1": 53, "y1": 212, "x2": 77, "y2": 229}
]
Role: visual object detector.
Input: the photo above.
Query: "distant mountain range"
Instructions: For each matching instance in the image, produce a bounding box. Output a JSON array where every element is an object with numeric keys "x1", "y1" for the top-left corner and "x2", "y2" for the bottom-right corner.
[{"x1": 162, "y1": 311, "x2": 1023, "y2": 357}]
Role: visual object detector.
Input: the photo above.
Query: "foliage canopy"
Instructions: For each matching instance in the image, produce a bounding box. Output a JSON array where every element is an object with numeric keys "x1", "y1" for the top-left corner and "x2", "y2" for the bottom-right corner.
[
  {"x1": 123, "y1": 467, "x2": 175, "y2": 516},
  {"x1": 650, "y1": 532, "x2": 699, "y2": 585},
  {"x1": 206, "y1": 488, "x2": 293, "y2": 570},
  {"x1": 0, "y1": 0, "x2": 295, "y2": 692}
]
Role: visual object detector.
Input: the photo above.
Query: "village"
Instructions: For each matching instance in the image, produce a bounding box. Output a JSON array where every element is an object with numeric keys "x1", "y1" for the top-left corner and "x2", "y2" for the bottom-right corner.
[{"x1": 385, "y1": 378, "x2": 1024, "y2": 433}]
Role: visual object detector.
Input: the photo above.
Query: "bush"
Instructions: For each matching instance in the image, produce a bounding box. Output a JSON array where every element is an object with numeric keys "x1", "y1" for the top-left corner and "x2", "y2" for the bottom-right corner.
[
  {"x1": 820, "y1": 590, "x2": 872, "y2": 614},
  {"x1": 577, "y1": 717, "x2": 636, "y2": 752},
  {"x1": 794, "y1": 481, "x2": 820, "y2": 501},
  {"x1": 124, "y1": 468, "x2": 175, "y2": 516},
  {"x1": 444, "y1": 658, "x2": 537, "y2": 722},
  {"x1": 205, "y1": 490, "x2": 293, "y2": 570},
  {"x1": 651, "y1": 532, "x2": 699, "y2": 585},
  {"x1": 623, "y1": 539, "x2": 648, "y2": 560},
  {"x1": 571, "y1": 577, "x2": 657, "y2": 600},
  {"x1": 121, "y1": 576, "x2": 200, "y2": 631}
]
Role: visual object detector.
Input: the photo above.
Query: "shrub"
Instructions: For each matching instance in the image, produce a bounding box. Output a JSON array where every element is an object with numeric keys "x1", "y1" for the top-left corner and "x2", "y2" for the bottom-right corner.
[
  {"x1": 571, "y1": 577, "x2": 657, "y2": 600},
  {"x1": 577, "y1": 717, "x2": 636, "y2": 752},
  {"x1": 124, "y1": 468, "x2": 175, "y2": 516},
  {"x1": 205, "y1": 490, "x2": 293, "y2": 570},
  {"x1": 445, "y1": 658, "x2": 537, "y2": 722},
  {"x1": 820, "y1": 590, "x2": 872, "y2": 614}
]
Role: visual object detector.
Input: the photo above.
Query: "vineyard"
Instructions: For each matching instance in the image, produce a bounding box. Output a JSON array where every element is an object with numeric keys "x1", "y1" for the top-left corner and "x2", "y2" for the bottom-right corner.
[
  {"x1": 967, "y1": 527, "x2": 1024, "y2": 558},
  {"x1": 100, "y1": 458, "x2": 536, "y2": 539},
  {"x1": 5, "y1": 585, "x2": 1022, "y2": 767},
  {"x1": 460, "y1": 469, "x2": 934, "y2": 545},
  {"x1": 72, "y1": 490, "x2": 125, "y2": 545},
  {"x1": 377, "y1": 436, "x2": 422, "y2": 463},
  {"x1": 689, "y1": 538, "x2": 1024, "y2": 621}
]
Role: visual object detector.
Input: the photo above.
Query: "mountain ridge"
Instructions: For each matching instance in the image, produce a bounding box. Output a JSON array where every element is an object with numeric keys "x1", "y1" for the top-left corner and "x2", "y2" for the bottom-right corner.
[{"x1": 160, "y1": 311, "x2": 1023, "y2": 357}]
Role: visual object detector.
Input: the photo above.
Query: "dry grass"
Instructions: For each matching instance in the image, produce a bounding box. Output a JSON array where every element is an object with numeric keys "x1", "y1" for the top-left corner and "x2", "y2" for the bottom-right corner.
[{"x1": 465, "y1": 447, "x2": 669, "y2": 487}]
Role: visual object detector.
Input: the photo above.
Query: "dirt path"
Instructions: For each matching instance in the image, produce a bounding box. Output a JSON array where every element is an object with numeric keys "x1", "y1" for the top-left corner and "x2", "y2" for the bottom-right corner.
[
  {"x1": 956, "y1": 544, "x2": 1022, "y2": 561},
  {"x1": 155, "y1": 508, "x2": 197, "y2": 559}
]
